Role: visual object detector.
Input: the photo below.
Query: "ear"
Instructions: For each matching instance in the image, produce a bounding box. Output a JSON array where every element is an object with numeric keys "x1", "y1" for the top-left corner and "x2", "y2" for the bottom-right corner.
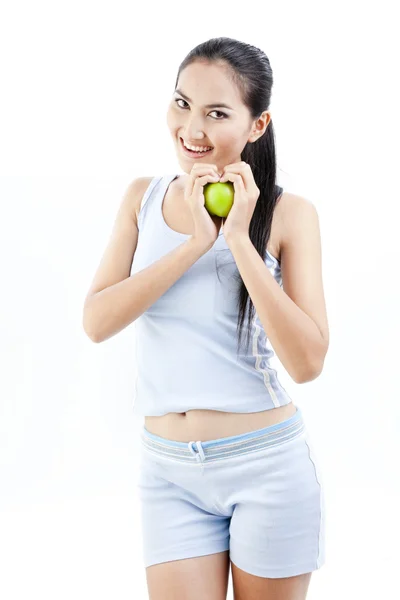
[{"x1": 249, "y1": 110, "x2": 271, "y2": 142}]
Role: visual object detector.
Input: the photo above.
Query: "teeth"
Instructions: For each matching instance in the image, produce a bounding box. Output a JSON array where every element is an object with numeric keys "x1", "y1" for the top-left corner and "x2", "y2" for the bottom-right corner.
[{"x1": 183, "y1": 140, "x2": 213, "y2": 152}]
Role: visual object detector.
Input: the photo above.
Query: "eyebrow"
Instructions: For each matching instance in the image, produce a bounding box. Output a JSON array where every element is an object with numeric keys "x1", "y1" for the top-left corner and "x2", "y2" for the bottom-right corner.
[{"x1": 174, "y1": 88, "x2": 234, "y2": 110}]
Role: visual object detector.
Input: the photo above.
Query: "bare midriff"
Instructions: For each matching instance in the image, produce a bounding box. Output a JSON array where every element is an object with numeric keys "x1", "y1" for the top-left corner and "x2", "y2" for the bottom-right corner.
[{"x1": 144, "y1": 403, "x2": 297, "y2": 443}]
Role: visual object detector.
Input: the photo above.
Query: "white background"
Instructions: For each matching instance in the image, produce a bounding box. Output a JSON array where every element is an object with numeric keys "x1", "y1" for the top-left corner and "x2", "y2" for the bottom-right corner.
[{"x1": 1, "y1": 1, "x2": 399, "y2": 598}]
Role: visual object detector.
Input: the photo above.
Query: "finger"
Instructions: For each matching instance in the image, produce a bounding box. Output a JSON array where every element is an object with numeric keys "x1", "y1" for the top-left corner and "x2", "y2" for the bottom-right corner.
[
  {"x1": 187, "y1": 166, "x2": 220, "y2": 196},
  {"x1": 194, "y1": 172, "x2": 220, "y2": 192},
  {"x1": 221, "y1": 166, "x2": 252, "y2": 194},
  {"x1": 190, "y1": 173, "x2": 220, "y2": 205},
  {"x1": 191, "y1": 164, "x2": 220, "y2": 180},
  {"x1": 220, "y1": 172, "x2": 247, "y2": 200}
]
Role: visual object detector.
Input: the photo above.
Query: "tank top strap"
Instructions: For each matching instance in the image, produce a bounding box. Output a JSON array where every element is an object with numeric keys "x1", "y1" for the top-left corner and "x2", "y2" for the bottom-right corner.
[
  {"x1": 137, "y1": 174, "x2": 177, "y2": 231},
  {"x1": 275, "y1": 184, "x2": 284, "y2": 200}
]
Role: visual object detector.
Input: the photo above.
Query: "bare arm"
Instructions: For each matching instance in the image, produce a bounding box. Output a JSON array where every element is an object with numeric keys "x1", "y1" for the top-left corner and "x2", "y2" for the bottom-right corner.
[{"x1": 83, "y1": 237, "x2": 208, "y2": 342}]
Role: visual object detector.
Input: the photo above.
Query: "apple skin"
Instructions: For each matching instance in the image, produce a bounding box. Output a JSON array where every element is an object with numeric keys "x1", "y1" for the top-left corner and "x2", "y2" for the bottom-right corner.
[{"x1": 203, "y1": 182, "x2": 234, "y2": 217}]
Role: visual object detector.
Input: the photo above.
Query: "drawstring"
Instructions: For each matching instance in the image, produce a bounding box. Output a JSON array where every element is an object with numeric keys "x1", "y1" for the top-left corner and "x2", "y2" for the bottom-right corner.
[{"x1": 188, "y1": 441, "x2": 206, "y2": 474}]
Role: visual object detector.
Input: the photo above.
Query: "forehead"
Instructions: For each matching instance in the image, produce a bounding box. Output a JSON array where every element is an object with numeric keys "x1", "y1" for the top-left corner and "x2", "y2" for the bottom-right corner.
[{"x1": 177, "y1": 61, "x2": 243, "y2": 107}]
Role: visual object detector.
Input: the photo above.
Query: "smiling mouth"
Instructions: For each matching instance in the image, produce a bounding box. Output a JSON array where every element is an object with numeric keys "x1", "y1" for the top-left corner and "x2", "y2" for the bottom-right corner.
[{"x1": 179, "y1": 137, "x2": 214, "y2": 157}]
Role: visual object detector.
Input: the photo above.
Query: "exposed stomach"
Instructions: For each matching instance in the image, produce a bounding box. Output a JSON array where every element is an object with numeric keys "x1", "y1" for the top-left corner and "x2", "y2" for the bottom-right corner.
[{"x1": 144, "y1": 402, "x2": 297, "y2": 443}]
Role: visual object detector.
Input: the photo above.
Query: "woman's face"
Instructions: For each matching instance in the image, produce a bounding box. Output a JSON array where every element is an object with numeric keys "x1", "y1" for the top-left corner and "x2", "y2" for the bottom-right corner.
[{"x1": 166, "y1": 61, "x2": 269, "y2": 175}]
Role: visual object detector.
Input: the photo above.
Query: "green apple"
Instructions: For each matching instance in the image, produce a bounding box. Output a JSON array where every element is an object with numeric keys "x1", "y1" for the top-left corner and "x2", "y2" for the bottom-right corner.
[{"x1": 204, "y1": 182, "x2": 234, "y2": 217}]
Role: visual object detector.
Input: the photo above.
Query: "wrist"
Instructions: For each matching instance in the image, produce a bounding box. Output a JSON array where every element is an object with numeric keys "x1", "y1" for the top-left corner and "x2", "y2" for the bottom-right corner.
[
  {"x1": 187, "y1": 235, "x2": 213, "y2": 255},
  {"x1": 225, "y1": 233, "x2": 251, "y2": 249}
]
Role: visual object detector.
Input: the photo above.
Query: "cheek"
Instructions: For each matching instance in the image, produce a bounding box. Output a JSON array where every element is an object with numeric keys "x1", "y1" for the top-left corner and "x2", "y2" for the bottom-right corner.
[
  {"x1": 213, "y1": 124, "x2": 242, "y2": 149},
  {"x1": 166, "y1": 107, "x2": 179, "y2": 131},
  {"x1": 223, "y1": 131, "x2": 244, "y2": 148}
]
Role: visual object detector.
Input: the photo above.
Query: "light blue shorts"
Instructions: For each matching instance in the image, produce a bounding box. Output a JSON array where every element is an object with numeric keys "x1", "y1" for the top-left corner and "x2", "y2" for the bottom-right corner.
[{"x1": 138, "y1": 405, "x2": 326, "y2": 578}]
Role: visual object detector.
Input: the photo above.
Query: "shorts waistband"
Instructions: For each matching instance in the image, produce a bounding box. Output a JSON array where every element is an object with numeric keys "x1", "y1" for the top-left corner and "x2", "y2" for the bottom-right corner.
[{"x1": 141, "y1": 406, "x2": 305, "y2": 464}]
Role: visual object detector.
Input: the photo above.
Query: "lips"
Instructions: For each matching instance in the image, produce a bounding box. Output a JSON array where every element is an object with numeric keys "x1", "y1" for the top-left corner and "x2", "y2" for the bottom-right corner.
[
  {"x1": 180, "y1": 137, "x2": 214, "y2": 157},
  {"x1": 181, "y1": 138, "x2": 213, "y2": 150}
]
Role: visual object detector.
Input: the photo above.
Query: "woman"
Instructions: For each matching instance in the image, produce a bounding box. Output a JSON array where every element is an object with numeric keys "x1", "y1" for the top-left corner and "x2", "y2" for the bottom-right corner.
[{"x1": 83, "y1": 37, "x2": 329, "y2": 600}]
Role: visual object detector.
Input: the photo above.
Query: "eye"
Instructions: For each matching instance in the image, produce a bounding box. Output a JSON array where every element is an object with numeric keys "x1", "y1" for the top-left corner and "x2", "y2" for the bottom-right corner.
[{"x1": 174, "y1": 98, "x2": 228, "y2": 120}]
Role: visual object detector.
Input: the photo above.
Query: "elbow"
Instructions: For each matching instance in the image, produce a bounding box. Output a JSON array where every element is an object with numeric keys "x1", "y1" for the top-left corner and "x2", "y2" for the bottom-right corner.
[
  {"x1": 83, "y1": 321, "x2": 101, "y2": 343},
  {"x1": 88, "y1": 332, "x2": 101, "y2": 343},
  {"x1": 294, "y1": 354, "x2": 327, "y2": 384},
  {"x1": 82, "y1": 306, "x2": 101, "y2": 343},
  {"x1": 295, "y1": 338, "x2": 329, "y2": 383},
  {"x1": 294, "y1": 366, "x2": 322, "y2": 384},
  {"x1": 296, "y1": 366, "x2": 322, "y2": 384}
]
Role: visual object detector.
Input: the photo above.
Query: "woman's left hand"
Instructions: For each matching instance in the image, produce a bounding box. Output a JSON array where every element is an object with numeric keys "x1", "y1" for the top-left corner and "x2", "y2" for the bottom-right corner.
[{"x1": 219, "y1": 161, "x2": 260, "y2": 241}]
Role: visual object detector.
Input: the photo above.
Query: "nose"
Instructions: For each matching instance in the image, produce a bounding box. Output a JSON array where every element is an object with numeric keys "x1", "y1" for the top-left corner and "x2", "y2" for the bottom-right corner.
[{"x1": 182, "y1": 116, "x2": 208, "y2": 144}]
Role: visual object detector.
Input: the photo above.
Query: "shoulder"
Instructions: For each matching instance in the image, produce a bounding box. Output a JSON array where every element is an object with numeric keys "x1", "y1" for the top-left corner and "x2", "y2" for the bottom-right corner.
[
  {"x1": 276, "y1": 191, "x2": 320, "y2": 249},
  {"x1": 124, "y1": 176, "x2": 155, "y2": 224}
]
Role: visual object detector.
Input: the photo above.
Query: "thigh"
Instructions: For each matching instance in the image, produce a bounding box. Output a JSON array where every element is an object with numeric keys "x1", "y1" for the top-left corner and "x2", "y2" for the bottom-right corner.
[
  {"x1": 138, "y1": 448, "x2": 230, "y2": 573},
  {"x1": 231, "y1": 563, "x2": 312, "y2": 600},
  {"x1": 229, "y1": 430, "x2": 326, "y2": 580},
  {"x1": 146, "y1": 551, "x2": 230, "y2": 600}
]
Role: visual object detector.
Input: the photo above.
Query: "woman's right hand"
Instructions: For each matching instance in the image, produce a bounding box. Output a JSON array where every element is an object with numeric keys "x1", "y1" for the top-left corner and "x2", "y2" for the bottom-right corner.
[{"x1": 184, "y1": 163, "x2": 223, "y2": 251}]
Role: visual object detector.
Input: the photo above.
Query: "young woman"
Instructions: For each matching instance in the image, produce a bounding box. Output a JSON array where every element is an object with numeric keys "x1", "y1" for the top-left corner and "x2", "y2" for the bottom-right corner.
[{"x1": 83, "y1": 37, "x2": 329, "y2": 600}]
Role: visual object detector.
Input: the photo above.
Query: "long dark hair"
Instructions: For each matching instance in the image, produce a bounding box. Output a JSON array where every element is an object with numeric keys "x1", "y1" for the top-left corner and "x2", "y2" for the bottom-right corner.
[{"x1": 175, "y1": 37, "x2": 283, "y2": 357}]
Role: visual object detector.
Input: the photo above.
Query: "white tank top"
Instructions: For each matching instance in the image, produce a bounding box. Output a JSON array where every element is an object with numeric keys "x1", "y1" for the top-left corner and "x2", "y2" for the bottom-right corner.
[{"x1": 130, "y1": 173, "x2": 293, "y2": 416}]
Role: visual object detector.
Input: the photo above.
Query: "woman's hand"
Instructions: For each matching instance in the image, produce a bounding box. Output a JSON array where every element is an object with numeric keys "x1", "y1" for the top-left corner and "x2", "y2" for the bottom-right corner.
[
  {"x1": 219, "y1": 161, "x2": 260, "y2": 242},
  {"x1": 184, "y1": 163, "x2": 224, "y2": 251}
]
